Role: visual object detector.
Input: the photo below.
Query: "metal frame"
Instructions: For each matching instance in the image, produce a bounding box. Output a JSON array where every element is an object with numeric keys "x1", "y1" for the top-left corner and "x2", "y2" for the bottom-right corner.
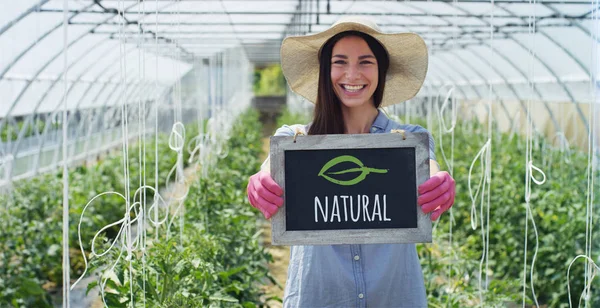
[
  {"x1": 0, "y1": 4, "x2": 132, "y2": 130},
  {"x1": 1, "y1": 0, "x2": 597, "y2": 182},
  {"x1": 422, "y1": 1, "x2": 591, "y2": 134},
  {"x1": 39, "y1": 9, "x2": 596, "y2": 21},
  {"x1": 9, "y1": 39, "x2": 116, "y2": 155},
  {"x1": 0, "y1": 0, "x2": 52, "y2": 36},
  {"x1": 443, "y1": 50, "x2": 517, "y2": 130}
]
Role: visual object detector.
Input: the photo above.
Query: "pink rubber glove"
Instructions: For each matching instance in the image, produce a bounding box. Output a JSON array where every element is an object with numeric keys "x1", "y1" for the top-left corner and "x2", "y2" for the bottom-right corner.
[
  {"x1": 417, "y1": 171, "x2": 456, "y2": 221},
  {"x1": 247, "y1": 171, "x2": 284, "y2": 219}
]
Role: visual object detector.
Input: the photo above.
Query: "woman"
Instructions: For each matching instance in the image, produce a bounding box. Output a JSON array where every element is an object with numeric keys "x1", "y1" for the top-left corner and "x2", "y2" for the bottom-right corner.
[{"x1": 247, "y1": 17, "x2": 456, "y2": 307}]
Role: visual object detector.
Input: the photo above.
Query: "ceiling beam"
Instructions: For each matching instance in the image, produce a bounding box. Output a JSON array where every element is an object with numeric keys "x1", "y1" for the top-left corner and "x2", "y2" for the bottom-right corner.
[
  {"x1": 41, "y1": 9, "x2": 595, "y2": 20},
  {"x1": 93, "y1": 0, "x2": 593, "y2": 3},
  {"x1": 72, "y1": 21, "x2": 572, "y2": 28},
  {"x1": 94, "y1": 30, "x2": 288, "y2": 35},
  {"x1": 0, "y1": 0, "x2": 51, "y2": 35}
]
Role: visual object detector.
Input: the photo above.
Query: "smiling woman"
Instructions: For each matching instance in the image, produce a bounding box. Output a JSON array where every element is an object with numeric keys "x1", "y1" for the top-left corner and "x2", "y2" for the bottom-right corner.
[{"x1": 247, "y1": 16, "x2": 456, "y2": 307}]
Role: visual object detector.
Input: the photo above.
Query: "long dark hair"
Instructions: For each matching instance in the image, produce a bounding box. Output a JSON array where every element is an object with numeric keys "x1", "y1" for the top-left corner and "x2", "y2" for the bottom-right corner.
[{"x1": 308, "y1": 31, "x2": 389, "y2": 135}]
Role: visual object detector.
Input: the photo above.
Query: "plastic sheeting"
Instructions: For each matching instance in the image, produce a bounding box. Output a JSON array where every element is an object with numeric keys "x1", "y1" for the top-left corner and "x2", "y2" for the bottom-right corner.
[{"x1": 0, "y1": 0, "x2": 598, "y2": 119}]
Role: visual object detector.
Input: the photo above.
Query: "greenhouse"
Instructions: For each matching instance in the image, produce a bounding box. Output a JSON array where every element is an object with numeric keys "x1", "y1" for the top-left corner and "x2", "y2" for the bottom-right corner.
[{"x1": 0, "y1": 0, "x2": 598, "y2": 307}]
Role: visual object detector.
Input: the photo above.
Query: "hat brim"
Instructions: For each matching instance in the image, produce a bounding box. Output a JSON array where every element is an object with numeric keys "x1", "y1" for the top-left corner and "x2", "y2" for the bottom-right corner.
[{"x1": 280, "y1": 21, "x2": 428, "y2": 107}]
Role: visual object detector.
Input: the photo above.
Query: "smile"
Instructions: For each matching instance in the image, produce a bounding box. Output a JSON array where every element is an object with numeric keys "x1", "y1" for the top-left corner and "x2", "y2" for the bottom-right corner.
[{"x1": 341, "y1": 84, "x2": 366, "y2": 93}]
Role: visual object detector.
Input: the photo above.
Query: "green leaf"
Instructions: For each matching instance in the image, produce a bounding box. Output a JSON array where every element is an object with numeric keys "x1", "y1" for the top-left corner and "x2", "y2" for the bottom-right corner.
[
  {"x1": 318, "y1": 155, "x2": 388, "y2": 186},
  {"x1": 219, "y1": 266, "x2": 246, "y2": 280},
  {"x1": 18, "y1": 278, "x2": 46, "y2": 295},
  {"x1": 209, "y1": 293, "x2": 239, "y2": 303},
  {"x1": 86, "y1": 280, "x2": 99, "y2": 296},
  {"x1": 243, "y1": 301, "x2": 258, "y2": 308}
]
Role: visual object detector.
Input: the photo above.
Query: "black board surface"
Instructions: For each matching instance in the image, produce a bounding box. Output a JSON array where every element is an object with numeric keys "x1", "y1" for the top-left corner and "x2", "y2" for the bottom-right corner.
[{"x1": 284, "y1": 148, "x2": 417, "y2": 231}]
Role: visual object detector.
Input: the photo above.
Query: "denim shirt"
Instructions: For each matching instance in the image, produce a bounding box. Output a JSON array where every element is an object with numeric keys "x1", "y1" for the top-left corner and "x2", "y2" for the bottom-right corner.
[{"x1": 270, "y1": 110, "x2": 436, "y2": 308}]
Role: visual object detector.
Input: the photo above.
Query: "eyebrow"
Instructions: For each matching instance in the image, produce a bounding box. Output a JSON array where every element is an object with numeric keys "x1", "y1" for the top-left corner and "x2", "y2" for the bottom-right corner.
[{"x1": 332, "y1": 54, "x2": 376, "y2": 60}]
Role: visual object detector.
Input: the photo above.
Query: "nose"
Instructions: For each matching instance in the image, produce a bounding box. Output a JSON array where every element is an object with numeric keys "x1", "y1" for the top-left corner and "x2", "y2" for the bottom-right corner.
[{"x1": 345, "y1": 64, "x2": 360, "y2": 80}]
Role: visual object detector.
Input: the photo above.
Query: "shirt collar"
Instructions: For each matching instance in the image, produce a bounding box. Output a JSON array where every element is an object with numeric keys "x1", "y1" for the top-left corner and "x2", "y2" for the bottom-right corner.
[{"x1": 371, "y1": 109, "x2": 390, "y2": 132}]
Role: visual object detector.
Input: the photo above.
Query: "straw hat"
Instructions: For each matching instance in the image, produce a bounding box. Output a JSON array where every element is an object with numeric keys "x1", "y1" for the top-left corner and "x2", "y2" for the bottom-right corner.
[{"x1": 280, "y1": 16, "x2": 428, "y2": 107}]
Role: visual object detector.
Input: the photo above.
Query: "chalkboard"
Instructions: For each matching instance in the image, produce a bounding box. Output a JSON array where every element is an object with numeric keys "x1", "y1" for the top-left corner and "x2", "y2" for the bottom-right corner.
[{"x1": 270, "y1": 133, "x2": 431, "y2": 245}]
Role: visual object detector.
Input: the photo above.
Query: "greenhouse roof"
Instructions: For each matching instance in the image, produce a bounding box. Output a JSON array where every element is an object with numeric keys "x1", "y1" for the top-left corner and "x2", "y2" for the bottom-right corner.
[{"x1": 0, "y1": 0, "x2": 598, "y2": 118}]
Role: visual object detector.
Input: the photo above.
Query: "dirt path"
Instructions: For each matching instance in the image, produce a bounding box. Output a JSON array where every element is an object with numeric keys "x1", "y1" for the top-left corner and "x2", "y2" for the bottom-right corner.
[
  {"x1": 261, "y1": 223, "x2": 290, "y2": 307},
  {"x1": 259, "y1": 137, "x2": 290, "y2": 307}
]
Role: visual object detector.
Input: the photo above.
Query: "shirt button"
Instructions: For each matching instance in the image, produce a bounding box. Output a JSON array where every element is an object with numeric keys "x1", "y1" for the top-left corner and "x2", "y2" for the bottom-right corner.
[
  {"x1": 354, "y1": 255, "x2": 360, "y2": 261},
  {"x1": 370, "y1": 127, "x2": 377, "y2": 133},
  {"x1": 358, "y1": 293, "x2": 364, "y2": 299}
]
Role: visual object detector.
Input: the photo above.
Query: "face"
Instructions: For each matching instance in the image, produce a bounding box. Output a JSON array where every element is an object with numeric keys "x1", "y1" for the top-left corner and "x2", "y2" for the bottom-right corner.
[{"x1": 330, "y1": 36, "x2": 379, "y2": 109}]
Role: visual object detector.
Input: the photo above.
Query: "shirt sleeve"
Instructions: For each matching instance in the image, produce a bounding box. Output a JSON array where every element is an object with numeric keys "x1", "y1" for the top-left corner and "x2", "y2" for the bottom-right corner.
[
  {"x1": 273, "y1": 124, "x2": 299, "y2": 137},
  {"x1": 260, "y1": 124, "x2": 305, "y2": 173},
  {"x1": 403, "y1": 124, "x2": 437, "y2": 161}
]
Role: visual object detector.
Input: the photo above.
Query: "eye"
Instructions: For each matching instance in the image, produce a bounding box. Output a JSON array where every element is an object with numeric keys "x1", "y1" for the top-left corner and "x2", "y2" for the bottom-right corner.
[
  {"x1": 332, "y1": 60, "x2": 346, "y2": 65},
  {"x1": 360, "y1": 60, "x2": 375, "y2": 65}
]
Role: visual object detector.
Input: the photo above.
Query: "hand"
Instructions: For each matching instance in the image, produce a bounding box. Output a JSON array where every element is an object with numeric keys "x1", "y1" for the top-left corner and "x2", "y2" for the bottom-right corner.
[
  {"x1": 417, "y1": 171, "x2": 455, "y2": 221},
  {"x1": 247, "y1": 171, "x2": 284, "y2": 219}
]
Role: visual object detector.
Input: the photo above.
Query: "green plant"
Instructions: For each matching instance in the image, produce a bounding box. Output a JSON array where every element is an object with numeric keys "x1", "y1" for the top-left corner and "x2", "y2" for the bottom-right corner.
[
  {"x1": 87, "y1": 109, "x2": 276, "y2": 307},
  {"x1": 253, "y1": 65, "x2": 286, "y2": 96},
  {"x1": 1, "y1": 119, "x2": 59, "y2": 142},
  {"x1": 0, "y1": 123, "x2": 198, "y2": 307},
  {"x1": 419, "y1": 119, "x2": 600, "y2": 307},
  {"x1": 275, "y1": 107, "x2": 311, "y2": 133}
]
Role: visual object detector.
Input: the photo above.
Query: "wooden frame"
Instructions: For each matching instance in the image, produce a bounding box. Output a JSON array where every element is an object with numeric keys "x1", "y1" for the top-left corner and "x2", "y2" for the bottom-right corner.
[{"x1": 270, "y1": 132, "x2": 431, "y2": 245}]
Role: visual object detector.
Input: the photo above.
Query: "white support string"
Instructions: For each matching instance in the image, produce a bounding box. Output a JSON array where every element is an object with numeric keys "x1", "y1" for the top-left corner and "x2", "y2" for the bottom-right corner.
[
  {"x1": 522, "y1": 1, "x2": 543, "y2": 305},
  {"x1": 448, "y1": 3, "x2": 457, "y2": 291},
  {"x1": 525, "y1": 160, "x2": 545, "y2": 307},
  {"x1": 166, "y1": 123, "x2": 190, "y2": 235},
  {"x1": 116, "y1": 0, "x2": 135, "y2": 305},
  {"x1": 177, "y1": 3, "x2": 185, "y2": 242},
  {"x1": 468, "y1": 140, "x2": 489, "y2": 231},
  {"x1": 567, "y1": 255, "x2": 600, "y2": 308},
  {"x1": 485, "y1": 0, "x2": 495, "y2": 295},
  {"x1": 436, "y1": 85, "x2": 458, "y2": 170},
  {"x1": 61, "y1": 0, "x2": 70, "y2": 306},
  {"x1": 153, "y1": 0, "x2": 160, "y2": 290},
  {"x1": 137, "y1": 0, "x2": 147, "y2": 305},
  {"x1": 581, "y1": 2, "x2": 599, "y2": 306},
  {"x1": 187, "y1": 56, "x2": 205, "y2": 173},
  {"x1": 432, "y1": 81, "x2": 458, "y2": 297},
  {"x1": 71, "y1": 185, "x2": 168, "y2": 290},
  {"x1": 465, "y1": 136, "x2": 491, "y2": 302},
  {"x1": 163, "y1": 0, "x2": 188, "y2": 242}
]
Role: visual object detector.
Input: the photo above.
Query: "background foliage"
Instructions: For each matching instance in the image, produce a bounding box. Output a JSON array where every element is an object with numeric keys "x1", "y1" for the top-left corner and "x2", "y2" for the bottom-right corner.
[
  {"x1": 0, "y1": 123, "x2": 195, "y2": 307},
  {"x1": 253, "y1": 65, "x2": 286, "y2": 97},
  {"x1": 421, "y1": 119, "x2": 600, "y2": 307},
  {"x1": 1, "y1": 119, "x2": 60, "y2": 142},
  {"x1": 2, "y1": 105, "x2": 599, "y2": 307},
  {"x1": 86, "y1": 109, "x2": 275, "y2": 307}
]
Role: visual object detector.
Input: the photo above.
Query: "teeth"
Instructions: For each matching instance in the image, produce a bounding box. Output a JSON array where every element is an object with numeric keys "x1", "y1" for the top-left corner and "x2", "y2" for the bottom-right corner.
[{"x1": 343, "y1": 85, "x2": 365, "y2": 92}]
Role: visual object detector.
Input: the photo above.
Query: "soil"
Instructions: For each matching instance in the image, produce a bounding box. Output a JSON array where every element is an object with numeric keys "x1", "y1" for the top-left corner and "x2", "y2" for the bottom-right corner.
[{"x1": 261, "y1": 223, "x2": 290, "y2": 307}]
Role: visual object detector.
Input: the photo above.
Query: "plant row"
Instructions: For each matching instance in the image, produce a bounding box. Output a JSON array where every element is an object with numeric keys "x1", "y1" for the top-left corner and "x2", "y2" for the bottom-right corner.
[
  {"x1": 86, "y1": 109, "x2": 275, "y2": 307},
  {"x1": 0, "y1": 123, "x2": 198, "y2": 307},
  {"x1": 1, "y1": 119, "x2": 60, "y2": 142},
  {"x1": 420, "y1": 119, "x2": 600, "y2": 307}
]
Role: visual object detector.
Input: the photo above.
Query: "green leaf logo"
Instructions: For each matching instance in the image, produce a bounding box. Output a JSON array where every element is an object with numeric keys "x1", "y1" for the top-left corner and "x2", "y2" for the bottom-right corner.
[{"x1": 318, "y1": 155, "x2": 388, "y2": 186}]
